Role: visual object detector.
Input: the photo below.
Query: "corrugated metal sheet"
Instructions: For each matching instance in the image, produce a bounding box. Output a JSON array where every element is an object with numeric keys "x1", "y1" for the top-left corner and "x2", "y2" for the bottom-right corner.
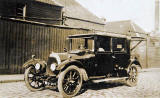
[
  {"x1": 0, "y1": 18, "x2": 90, "y2": 74},
  {"x1": 26, "y1": 1, "x2": 62, "y2": 25}
]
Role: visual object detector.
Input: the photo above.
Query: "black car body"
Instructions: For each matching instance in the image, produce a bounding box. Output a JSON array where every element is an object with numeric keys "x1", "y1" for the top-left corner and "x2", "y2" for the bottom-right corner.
[{"x1": 23, "y1": 32, "x2": 141, "y2": 97}]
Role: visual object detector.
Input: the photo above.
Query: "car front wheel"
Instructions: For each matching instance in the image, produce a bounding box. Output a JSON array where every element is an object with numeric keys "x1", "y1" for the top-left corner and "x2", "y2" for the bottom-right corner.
[
  {"x1": 24, "y1": 66, "x2": 44, "y2": 91},
  {"x1": 58, "y1": 65, "x2": 82, "y2": 97}
]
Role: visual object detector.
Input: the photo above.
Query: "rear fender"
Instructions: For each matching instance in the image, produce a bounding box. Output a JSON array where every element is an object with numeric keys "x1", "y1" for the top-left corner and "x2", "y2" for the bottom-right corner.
[
  {"x1": 130, "y1": 59, "x2": 142, "y2": 68},
  {"x1": 126, "y1": 59, "x2": 142, "y2": 72}
]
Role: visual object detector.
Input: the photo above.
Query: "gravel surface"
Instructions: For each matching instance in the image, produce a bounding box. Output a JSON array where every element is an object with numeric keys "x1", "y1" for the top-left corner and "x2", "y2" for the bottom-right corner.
[{"x1": 0, "y1": 68, "x2": 160, "y2": 98}]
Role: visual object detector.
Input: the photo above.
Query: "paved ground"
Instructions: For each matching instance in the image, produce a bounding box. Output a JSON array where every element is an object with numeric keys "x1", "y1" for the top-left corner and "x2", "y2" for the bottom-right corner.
[
  {"x1": 0, "y1": 68, "x2": 160, "y2": 98},
  {"x1": 0, "y1": 74, "x2": 24, "y2": 83}
]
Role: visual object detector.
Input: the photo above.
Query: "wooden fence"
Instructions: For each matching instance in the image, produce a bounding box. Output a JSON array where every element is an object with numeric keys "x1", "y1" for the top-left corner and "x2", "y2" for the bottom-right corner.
[
  {"x1": 0, "y1": 18, "x2": 90, "y2": 74},
  {"x1": 0, "y1": 18, "x2": 158, "y2": 74}
]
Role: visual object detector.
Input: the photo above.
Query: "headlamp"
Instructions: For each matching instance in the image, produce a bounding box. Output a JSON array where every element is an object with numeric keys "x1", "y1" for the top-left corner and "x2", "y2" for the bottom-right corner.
[
  {"x1": 35, "y1": 63, "x2": 41, "y2": 70},
  {"x1": 50, "y1": 63, "x2": 57, "y2": 71}
]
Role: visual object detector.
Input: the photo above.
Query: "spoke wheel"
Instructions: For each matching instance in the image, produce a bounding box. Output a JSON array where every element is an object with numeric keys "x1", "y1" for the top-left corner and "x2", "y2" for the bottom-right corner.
[
  {"x1": 24, "y1": 66, "x2": 44, "y2": 91},
  {"x1": 58, "y1": 65, "x2": 82, "y2": 97},
  {"x1": 126, "y1": 64, "x2": 138, "y2": 87}
]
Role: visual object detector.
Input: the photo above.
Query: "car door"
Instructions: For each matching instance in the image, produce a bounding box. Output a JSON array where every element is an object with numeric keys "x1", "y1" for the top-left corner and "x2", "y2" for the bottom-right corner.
[
  {"x1": 94, "y1": 36, "x2": 114, "y2": 76},
  {"x1": 112, "y1": 37, "x2": 130, "y2": 68}
]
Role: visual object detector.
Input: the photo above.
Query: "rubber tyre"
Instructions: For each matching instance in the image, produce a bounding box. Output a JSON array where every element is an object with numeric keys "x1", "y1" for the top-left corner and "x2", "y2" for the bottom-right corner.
[
  {"x1": 126, "y1": 64, "x2": 138, "y2": 87},
  {"x1": 24, "y1": 66, "x2": 44, "y2": 91},
  {"x1": 58, "y1": 65, "x2": 82, "y2": 98}
]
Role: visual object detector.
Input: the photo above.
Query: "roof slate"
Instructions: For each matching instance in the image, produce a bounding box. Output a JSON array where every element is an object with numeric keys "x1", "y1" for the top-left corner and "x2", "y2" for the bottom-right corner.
[
  {"x1": 105, "y1": 20, "x2": 146, "y2": 33},
  {"x1": 34, "y1": 0, "x2": 61, "y2": 6},
  {"x1": 53, "y1": 0, "x2": 105, "y2": 24}
]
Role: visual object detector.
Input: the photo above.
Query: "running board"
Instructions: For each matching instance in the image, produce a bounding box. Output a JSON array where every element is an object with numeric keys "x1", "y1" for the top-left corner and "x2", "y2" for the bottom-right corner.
[
  {"x1": 91, "y1": 77, "x2": 127, "y2": 83},
  {"x1": 89, "y1": 76, "x2": 106, "y2": 80}
]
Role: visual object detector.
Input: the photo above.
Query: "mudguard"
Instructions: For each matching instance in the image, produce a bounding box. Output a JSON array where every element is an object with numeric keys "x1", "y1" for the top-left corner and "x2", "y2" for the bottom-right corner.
[
  {"x1": 126, "y1": 59, "x2": 142, "y2": 72},
  {"x1": 80, "y1": 68, "x2": 89, "y2": 81},
  {"x1": 56, "y1": 59, "x2": 83, "y2": 71},
  {"x1": 130, "y1": 59, "x2": 142, "y2": 68},
  {"x1": 23, "y1": 59, "x2": 47, "y2": 69},
  {"x1": 56, "y1": 59, "x2": 89, "y2": 81}
]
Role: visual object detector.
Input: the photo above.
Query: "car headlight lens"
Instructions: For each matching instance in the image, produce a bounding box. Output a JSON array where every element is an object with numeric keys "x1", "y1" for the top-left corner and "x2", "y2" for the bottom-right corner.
[
  {"x1": 50, "y1": 63, "x2": 57, "y2": 71},
  {"x1": 35, "y1": 63, "x2": 41, "y2": 70}
]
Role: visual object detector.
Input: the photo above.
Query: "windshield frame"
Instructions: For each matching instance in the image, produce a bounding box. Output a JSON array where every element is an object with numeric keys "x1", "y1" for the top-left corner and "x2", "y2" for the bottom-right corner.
[{"x1": 68, "y1": 36, "x2": 95, "y2": 51}]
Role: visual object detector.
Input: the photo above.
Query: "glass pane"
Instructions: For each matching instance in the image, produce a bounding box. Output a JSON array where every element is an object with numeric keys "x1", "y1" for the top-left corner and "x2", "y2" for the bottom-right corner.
[
  {"x1": 112, "y1": 38, "x2": 126, "y2": 52},
  {"x1": 96, "y1": 36, "x2": 111, "y2": 52}
]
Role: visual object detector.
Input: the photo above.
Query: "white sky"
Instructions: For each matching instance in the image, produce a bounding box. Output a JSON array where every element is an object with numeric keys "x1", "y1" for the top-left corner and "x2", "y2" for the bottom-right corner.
[{"x1": 76, "y1": 0, "x2": 155, "y2": 32}]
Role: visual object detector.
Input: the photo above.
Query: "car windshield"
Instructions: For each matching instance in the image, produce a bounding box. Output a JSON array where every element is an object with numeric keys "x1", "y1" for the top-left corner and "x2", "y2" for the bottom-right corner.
[{"x1": 69, "y1": 37, "x2": 94, "y2": 51}]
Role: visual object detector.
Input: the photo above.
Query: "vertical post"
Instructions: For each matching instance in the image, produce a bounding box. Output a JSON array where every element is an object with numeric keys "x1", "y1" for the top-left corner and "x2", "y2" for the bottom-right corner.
[
  {"x1": 69, "y1": 39, "x2": 72, "y2": 51},
  {"x1": 23, "y1": 4, "x2": 26, "y2": 20},
  {"x1": 155, "y1": 0, "x2": 160, "y2": 32},
  {"x1": 146, "y1": 35, "x2": 149, "y2": 68},
  {"x1": 85, "y1": 39, "x2": 88, "y2": 49}
]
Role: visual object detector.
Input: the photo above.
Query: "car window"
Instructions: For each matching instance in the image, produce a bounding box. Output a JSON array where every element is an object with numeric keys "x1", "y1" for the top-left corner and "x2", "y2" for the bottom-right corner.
[
  {"x1": 71, "y1": 38, "x2": 94, "y2": 51},
  {"x1": 88, "y1": 39, "x2": 94, "y2": 51},
  {"x1": 112, "y1": 38, "x2": 126, "y2": 52},
  {"x1": 96, "y1": 36, "x2": 111, "y2": 52},
  {"x1": 72, "y1": 38, "x2": 85, "y2": 50}
]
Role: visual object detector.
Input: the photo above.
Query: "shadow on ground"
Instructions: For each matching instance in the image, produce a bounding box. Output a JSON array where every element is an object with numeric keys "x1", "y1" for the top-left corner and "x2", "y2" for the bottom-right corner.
[
  {"x1": 47, "y1": 79, "x2": 126, "y2": 96},
  {"x1": 78, "y1": 81, "x2": 124, "y2": 95}
]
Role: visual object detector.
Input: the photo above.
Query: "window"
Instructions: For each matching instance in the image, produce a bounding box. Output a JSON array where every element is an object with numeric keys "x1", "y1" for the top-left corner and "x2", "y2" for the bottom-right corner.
[
  {"x1": 96, "y1": 36, "x2": 111, "y2": 52},
  {"x1": 112, "y1": 38, "x2": 126, "y2": 52},
  {"x1": 16, "y1": 4, "x2": 26, "y2": 19}
]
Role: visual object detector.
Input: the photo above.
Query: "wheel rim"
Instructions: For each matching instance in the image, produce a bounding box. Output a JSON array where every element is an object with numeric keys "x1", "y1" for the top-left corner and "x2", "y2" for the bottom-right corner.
[
  {"x1": 128, "y1": 66, "x2": 137, "y2": 83},
  {"x1": 62, "y1": 69, "x2": 81, "y2": 95},
  {"x1": 27, "y1": 67, "x2": 44, "y2": 89}
]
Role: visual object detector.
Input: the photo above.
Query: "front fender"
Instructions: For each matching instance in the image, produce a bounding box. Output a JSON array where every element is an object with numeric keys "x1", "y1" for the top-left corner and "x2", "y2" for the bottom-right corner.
[
  {"x1": 56, "y1": 59, "x2": 88, "y2": 81},
  {"x1": 56, "y1": 59, "x2": 83, "y2": 71},
  {"x1": 23, "y1": 59, "x2": 47, "y2": 69}
]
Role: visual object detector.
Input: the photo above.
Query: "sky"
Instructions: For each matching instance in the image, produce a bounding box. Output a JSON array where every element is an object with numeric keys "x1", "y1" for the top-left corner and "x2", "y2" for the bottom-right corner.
[{"x1": 76, "y1": 0, "x2": 155, "y2": 32}]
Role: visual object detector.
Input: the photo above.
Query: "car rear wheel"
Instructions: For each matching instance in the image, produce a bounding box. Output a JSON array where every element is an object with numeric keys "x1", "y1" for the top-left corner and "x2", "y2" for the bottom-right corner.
[
  {"x1": 58, "y1": 65, "x2": 82, "y2": 97},
  {"x1": 126, "y1": 64, "x2": 138, "y2": 87},
  {"x1": 24, "y1": 66, "x2": 44, "y2": 91}
]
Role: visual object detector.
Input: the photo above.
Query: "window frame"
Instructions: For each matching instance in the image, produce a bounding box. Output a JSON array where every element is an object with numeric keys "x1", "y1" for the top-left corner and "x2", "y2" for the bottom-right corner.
[
  {"x1": 111, "y1": 37, "x2": 127, "y2": 53},
  {"x1": 95, "y1": 36, "x2": 112, "y2": 53},
  {"x1": 16, "y1": 3, "x2": 26, "y2": 19}
]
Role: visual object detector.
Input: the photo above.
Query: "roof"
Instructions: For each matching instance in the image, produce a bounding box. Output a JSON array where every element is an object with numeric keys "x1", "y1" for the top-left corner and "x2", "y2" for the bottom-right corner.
[
  {"x1": 105, "y1": 20, "x2": 146, "y2": 34},
  {"x1": 68, "y1": 32, "x2": 128, "y2": 39},
  {"x1": 53, "y1": 0, "x2": 105, "y2": 24},
  {"x1": 32, "y1": 0, "x2": 62, "y2": 7}
]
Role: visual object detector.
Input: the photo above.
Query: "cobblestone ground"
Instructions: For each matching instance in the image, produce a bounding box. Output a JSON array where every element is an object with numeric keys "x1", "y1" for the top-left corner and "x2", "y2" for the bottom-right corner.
[{"x1": 0, "y1": 68, "x2": 160, "y2": 98}]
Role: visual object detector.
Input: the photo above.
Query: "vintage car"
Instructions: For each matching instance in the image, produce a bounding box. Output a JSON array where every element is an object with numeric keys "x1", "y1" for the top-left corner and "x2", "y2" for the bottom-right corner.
[{"x1": 23, "y1": 32, "x2": 142, "y2": 97}]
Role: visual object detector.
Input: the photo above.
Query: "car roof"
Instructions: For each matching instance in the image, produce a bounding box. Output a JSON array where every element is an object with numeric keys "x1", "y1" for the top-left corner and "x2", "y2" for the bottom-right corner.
[{"x1": 68, "y1": 32, "x2": 128, "y2": 39}]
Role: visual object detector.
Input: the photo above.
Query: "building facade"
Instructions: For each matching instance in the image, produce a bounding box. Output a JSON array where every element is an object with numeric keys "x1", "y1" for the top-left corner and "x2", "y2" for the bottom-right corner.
[
  {"x1": 0, "y1": 0, "x2": 63, "y2": 25},
  {"x1": 0, "y1": 18, "x2": 91, "y2": 74},
  {"x1": 0, "y1": 0, "x2": 105, "y2": 74},
  {"x1": 0, "y1": 0, "x2": 105, "y2": 30}
]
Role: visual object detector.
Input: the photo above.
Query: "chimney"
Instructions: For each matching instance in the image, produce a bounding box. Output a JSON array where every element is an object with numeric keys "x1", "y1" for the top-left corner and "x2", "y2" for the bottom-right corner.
[{"x1": 155, "y1": 0, "x2": 160, "y2": 33}]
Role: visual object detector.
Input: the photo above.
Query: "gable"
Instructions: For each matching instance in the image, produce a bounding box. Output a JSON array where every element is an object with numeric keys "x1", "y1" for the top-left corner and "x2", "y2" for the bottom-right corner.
[{"x1": 53, "y1": 0, "x2": 105, "y2": 24}]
